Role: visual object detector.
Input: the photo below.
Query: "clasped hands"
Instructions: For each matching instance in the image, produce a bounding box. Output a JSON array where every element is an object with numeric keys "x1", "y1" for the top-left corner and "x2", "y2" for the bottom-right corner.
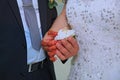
[{"x1": 42, "y1": 30, "x2": 79, "y2": 62}]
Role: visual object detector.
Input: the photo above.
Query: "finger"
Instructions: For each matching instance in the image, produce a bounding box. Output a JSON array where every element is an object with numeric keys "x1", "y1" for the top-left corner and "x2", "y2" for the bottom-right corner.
[
  {"x1": 48, "y1": 30, "x2": 58, "y2": 37},
  {"x1": 47, "y1": 46, "x2": 57, "y2": 51},
  {"x1": 42, "y1": 40, "x2": 57, "y2": 52},
  {"x1": 41, "y1": 41, "x2": 49, "y2": 51},
  {"x1": 48, "y1": 40, "x2": 57, "y2": 46},
  {"x1": 61, "y1": 39, "x2": 74, "y2": 53},
  {"x1": 56, "y1": 50, "x2": 66, "y2": 61},
  {"x1": 56, "y1": 42, "x2": 70, "y2": 56},
  {"x1": 41, "y1": 39, "x2": 54, "y2": 47},
  {"x1": 48, "y1": 51, "x2": 56, "y2": 57},
  {"x1": 67, "y1": 37, "x2": 79, "y2": 50},
  {"x1": 50, "y1": 57, "x2": 57, "y2": 62},
  {"x1": 42, "y1": 46, "x2": 48, "y2": 51},
  {"x1": 43, "y1": 46, "x2": 54, "y2": 51},
  {"x1": 41, "y1": 40, "x2": 49, "y2": 46},
  {"x1": 43, "y1": 45, "x2": 57, "y2": 52},
  {"x1": 67, "y1": 37, "x2": 79, "y2": 56}
]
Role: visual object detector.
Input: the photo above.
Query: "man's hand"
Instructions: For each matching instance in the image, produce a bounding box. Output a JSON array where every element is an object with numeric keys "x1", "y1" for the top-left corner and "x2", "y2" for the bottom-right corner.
[
  {"x1": 56, "y1": 36, "x2": 79, "y2": 61},
  {"x1": 41, "y1": 30, "x2": 58, "y2": 62}
]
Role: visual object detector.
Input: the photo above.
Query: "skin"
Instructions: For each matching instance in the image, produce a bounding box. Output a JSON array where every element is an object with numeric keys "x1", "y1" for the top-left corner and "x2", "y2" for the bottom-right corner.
[{"x1": 42, "y1": 5, "x2": 79, "y2": 62}]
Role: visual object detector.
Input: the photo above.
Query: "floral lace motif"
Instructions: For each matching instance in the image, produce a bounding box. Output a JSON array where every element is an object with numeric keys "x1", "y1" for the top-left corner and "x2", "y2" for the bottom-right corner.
[{"x1": 66, "y1": 0, "x2": 120, "y2": 80}]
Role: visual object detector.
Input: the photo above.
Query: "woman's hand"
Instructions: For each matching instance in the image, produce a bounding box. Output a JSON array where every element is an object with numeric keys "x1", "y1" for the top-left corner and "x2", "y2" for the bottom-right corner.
[{"x1": 56, "y1": 36, "x2": 79, "y2": 61}]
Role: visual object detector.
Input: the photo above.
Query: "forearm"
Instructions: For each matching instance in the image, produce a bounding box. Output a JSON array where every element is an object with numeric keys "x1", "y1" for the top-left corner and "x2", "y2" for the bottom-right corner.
[{"x1": 49, "y1": 5, "x2": 69, "y2": 32}]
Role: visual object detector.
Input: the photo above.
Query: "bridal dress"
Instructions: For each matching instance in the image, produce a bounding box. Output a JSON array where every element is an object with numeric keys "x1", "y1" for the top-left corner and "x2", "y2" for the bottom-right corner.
[{"x1": 66, "y1": 0, "x2": 120, "y2": 80}]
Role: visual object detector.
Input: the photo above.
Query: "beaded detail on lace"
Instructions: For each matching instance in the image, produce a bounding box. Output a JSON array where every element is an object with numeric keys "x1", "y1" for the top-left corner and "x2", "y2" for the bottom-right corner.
[{"x1": 66, "y1": 0, "x2": 120, "y2": 80}]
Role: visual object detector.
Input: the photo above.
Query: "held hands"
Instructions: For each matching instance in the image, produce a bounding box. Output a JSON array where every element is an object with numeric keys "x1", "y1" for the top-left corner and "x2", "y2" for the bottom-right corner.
[
  {"x1": 41, "y1": 30, "x2": 58, "y2": 62},
  {"x1": 56, "y1": 36, "x2": 79, "y2": 61},
  {"x1": 41, "y1": 3, "x2": 79, "y2": 62},
  {"x1": 42, "y1": 30, "x2": 79, "y2": 62}
]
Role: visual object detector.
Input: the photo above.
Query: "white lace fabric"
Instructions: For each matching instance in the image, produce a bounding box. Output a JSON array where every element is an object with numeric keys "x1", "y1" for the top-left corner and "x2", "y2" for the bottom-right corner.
[{"x1": 66, "y1": 0, "x2": 120, "y2": 80}]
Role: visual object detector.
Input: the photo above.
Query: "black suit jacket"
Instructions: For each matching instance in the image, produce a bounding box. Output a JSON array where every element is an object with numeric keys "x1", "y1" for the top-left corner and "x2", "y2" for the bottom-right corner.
[{"x1": 0, "y1": 0, "x2": 57, "y2": 80}]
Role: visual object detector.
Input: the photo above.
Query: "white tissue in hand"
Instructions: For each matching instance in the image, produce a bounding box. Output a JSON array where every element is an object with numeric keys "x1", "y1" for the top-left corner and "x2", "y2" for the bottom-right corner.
[{"x1": 55, "y1": 29, "x2": 75, "y2": 40}]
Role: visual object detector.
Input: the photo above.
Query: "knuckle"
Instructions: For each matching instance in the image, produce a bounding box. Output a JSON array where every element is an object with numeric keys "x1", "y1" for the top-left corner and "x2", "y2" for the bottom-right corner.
[
  {"x1": 62, "y1": 40, "x2": 68, "y2": 45},
  {"x1": 61, "y1": 57, "x2": 66, "y2": 61}
]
